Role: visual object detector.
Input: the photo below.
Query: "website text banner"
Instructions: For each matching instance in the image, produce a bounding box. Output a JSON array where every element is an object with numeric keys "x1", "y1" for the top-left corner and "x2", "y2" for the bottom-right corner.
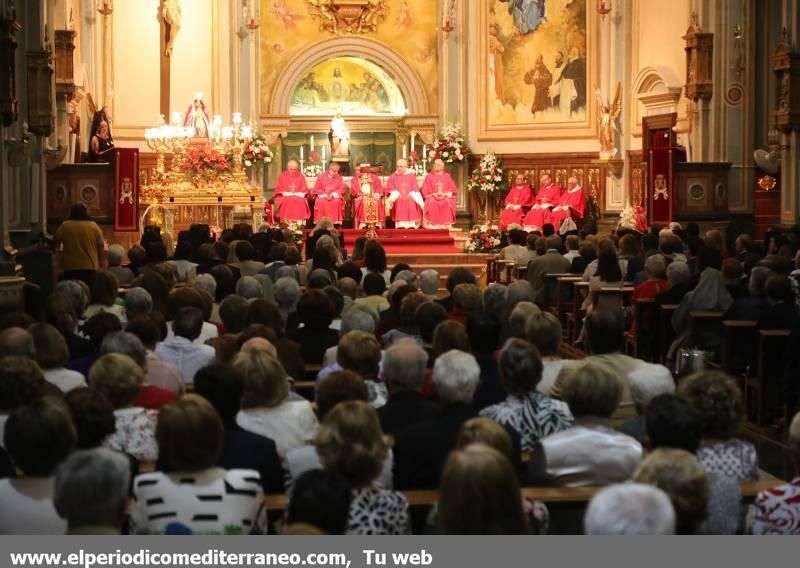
[{"x1": 0, "y1": 536, "x2": 782, "y2": 568}]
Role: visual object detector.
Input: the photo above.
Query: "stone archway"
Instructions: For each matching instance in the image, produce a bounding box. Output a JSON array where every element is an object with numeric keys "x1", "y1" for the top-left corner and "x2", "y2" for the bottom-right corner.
[{"x1": 269, "y1": 37, "x2": 432, "y2": 116}]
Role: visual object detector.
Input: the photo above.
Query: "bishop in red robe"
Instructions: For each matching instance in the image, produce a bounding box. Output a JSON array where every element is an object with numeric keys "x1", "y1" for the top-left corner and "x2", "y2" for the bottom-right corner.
[
  {"x1": 351, "y1": 164, "x2": 385, "y2": 228},
  {"x1": 422, "y1": 159, "x2": 457, "y2": 229},
  {"x1": 522, "y1": 174, "x2": 561, "y2": 231},
  {"x1": 499, "y1": 173, "x2": 534, "y2": 229},
  {"x1": 312, "y1": 163, "x2": 345, "y2": 224},
  {"x1": 547, "y1": 176, "x2": 586, "y2": 232},
  {"x1": 273, "y1": 160, "x2": 310, "y2": 224},
  {"x1": 386, "y1": 159, "x2": 423, "y2": 229}
]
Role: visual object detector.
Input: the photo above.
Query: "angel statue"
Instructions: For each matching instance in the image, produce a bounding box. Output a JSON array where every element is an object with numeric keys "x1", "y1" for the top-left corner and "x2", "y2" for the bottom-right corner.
[{"x1": 596, "y1": 83, "x2": 622, "y2": 160}]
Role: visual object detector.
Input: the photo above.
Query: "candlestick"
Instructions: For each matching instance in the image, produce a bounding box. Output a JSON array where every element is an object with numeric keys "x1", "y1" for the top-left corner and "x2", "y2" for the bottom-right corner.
[
  {"x1": 300, "y1": 146, "x2": 304, "y2": 160},
  {"x1": 409, "y1": 131, "x2": 414, "y2": 159},
  {"x1": 322, "y1": 145, "x2": 327, "y2": 161},
  {"x1": 402, "y1": 145, "x2": 407, "y2": 159},
  {"x1": 422, "y1": 144, "x2": 427, "y2": 170},
  {"x1": 310, "y1": 135, "x2": 315, "y2": 150}
]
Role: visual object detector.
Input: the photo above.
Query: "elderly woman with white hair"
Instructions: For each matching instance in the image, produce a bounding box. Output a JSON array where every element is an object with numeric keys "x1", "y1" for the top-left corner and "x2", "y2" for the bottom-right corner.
[
  {"x1": 235, "y1": 275, "x2": 263, "y2": 300},
  {"x1": 274, "y1": 276, "x2": 302, "y2": 331},
  {"x1": 393, "y1": 349, "x2": 480, "y2": 489},
  {"x1": 753, "y1": 411, "x2": 800, "y2": 534},
  {"x1": 584, "y1": 483, "x2": 676, "y2": 535},
  {"x1": 54, "y1": 448, "x2": 131, "y2": 534},
  {"x1": 617, "y1": 362, "x2": 676, "y2": 445},
  {"x1": 657, "y1": 260, "x2": 691, "y2": 305},
  {"x1": 107, "y1": 244, "x2": 134, "y2": 286},
  {"x1": 124, "y1": 287, "x2": 153, "y2": 321},
  {"x1": 419, "y1": 269, "x2": 440, "y2": 300},
  {"x1": 191, "y1": 273, "x2": 221, "y2": 323}
]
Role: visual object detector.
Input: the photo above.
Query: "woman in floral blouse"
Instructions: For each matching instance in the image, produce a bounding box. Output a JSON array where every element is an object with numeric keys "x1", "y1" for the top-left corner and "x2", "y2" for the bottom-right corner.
[
  {"x1": 678, "y1": 370, "x2": 759, "y2": 481},
  {"x1": 316, "y1": 401, "x2": 410, "y2": 535}
]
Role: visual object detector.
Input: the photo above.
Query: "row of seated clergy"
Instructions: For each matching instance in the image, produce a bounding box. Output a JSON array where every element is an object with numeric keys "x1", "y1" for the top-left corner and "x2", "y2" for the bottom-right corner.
[
  {"x1": 272, "y1": 159, "x2": 458, "y2": 229},
  {"x1": 498, "y1": 173, "x2": 587, "y2": 234}
]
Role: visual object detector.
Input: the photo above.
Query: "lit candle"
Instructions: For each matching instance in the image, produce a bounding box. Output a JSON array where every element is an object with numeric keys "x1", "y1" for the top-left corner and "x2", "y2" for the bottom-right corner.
[
  {"x1": 241, "y1": 126, "x2": 253, "y2": 139},
  {"x1": 300, "y1": 146, "x2": 304, "y2": 160},
  {"x1": 322, "y1": 145, "x2": 327, "y2": 160},
  {"x1": 410, "y1": 130, "x2": 415, "y2": 158},
  {"x1": 422, "y1": 144, "x2": 427, "y2": 169},
  {"x1": 310, "y1": 135, "x2": 315, "y2": 150},
  {"x1": 402, "y1": 146, "x2": 407, "y2": 159},
  {"x1": 232, "y1": 112, "x2": 242, "y2": 125},
  {"x1": 171, "y1": 112, "x2": 181, "y2": 125},
  {"x1": 222, "y1": 126, "x2": 234, "y2": 140}
]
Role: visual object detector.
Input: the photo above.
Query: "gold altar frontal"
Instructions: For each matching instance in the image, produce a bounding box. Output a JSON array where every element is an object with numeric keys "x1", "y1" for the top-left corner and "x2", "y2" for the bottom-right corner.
[{"x1": 139, "y1": 142, "x2": 264, "y2": 238}]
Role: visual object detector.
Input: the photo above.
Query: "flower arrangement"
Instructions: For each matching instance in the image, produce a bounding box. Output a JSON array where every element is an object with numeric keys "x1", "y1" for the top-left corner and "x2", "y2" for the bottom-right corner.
[
  {"x1": 464, "y1": 224, "x2": 503, "y2": 254},
  {"x1": 241, "y1": 135, "x2": 273, "y2": 168},
  {"x1": 468, "y1": 151, "x2": 506, "y2": 193},
  {"x1": 429, "y1": 122, "x2": 469, "y2": 164},
  {"x1": 618, "y1": 204, "x2": 648, "y2": 233},
  {"x1": 303, "y1": 149, "x2": 323, "y2": 177},
  {"x1": 407, "y1": 150, "x2": 426, "y2": 176},
  {"x1": 182, "y1": 146, "x2": 232, "y2": 175}
]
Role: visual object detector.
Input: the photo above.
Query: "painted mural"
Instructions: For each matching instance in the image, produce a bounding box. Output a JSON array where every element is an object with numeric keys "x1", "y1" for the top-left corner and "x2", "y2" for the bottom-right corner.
[
  {"x1": 290, "y1": 57, "x2": 406, "y2": 116},
  {"x1": 486, "y1": 0, "x2": 590, "y2": 127},
  {"x1": 261, "y1": 0, "x2": 439, "y2": 114}
]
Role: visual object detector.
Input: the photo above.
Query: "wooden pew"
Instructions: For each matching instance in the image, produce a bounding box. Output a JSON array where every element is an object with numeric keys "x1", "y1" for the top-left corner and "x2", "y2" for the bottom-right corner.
[
  {"x1": 658, "y1": 304, "x2": 679, "y2": 364},
  {"x1": 543, "y1": 273, "x2": 572, "y2": 313},
  {"x1": 263, "y1": 480, "x2": 783, "y2": 513},
  {"x1": 687, "y1": 311, "x2": 724, "y2": 355},
  {"x1": 556, "y1": 276, "x2": 582, "y2": 328},
  {"x1": 745, "y1": 329, "x2": 791, "y2": 427},
  {"x1": 721, "y1": 320, "x2": 757, "y2": 380},
  {"x1": 566, "y1": 281, "x2": 590, "y2": 343},
  {"x1": 485, "y1": 256, "x2": 497, "y2": 284}
]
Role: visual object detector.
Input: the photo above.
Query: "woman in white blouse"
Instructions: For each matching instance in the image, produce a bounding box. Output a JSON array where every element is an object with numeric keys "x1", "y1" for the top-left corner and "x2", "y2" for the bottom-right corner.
[
  {"x1": 234, "y1": 349, "x2": 319, "y2": 458},
  {"x1": 0, "y1": 398, "x2": 76, "y2": 534},
  {"x1": 29, "y1": 323, "x2": 86, "y2": 393},
  {"x1": 131, "y1": 395, "x2": 266, "y2": 535}
]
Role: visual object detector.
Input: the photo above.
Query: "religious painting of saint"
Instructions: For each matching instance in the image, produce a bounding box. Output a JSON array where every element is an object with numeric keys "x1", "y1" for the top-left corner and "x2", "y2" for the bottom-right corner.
[
  {"x1": 481, "y1": 0, "x2": 596, "y2": 138},
  {"x1": 290, "y1": 57, "x2": 404, "y2": 116}
]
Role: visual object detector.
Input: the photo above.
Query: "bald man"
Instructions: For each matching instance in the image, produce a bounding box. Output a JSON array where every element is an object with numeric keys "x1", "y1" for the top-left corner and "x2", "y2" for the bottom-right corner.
[
  {"x1": 274, "y1": 160, "x2": 310, "y2": 225},
  {"x1": 386, "y1": 159, "x2": 423, "y2": 229},
  {"x1": 547, "y1": 176, "x2": 586, "y2": 233}
]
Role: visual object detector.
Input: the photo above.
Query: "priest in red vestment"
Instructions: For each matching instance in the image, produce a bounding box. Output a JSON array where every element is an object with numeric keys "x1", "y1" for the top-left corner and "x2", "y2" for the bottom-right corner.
[
  {"x1": 386, "y1": 159, "x2": 423, "y2": 229},
  {"x1": 312, "y1": 162, "x2": 345, "y2": 224},
  {"x1": 422, "y1": 159, "x2": 457, "y2": 229},
  {"x1": 273, "y1": 159, "x2": 310, "y2": 224},
  {"x1": 499, "y1": 173, "x2": 534, "y2": 229},
  {"x1": 547, "y1": 175, "x2": 586, "y2": 233},
  {"x1": 522, "y1": 173, "x2": 561, "y2": 231},
  {"x1": 352, "y1": 163, "x2": 385, "y2": 228}
]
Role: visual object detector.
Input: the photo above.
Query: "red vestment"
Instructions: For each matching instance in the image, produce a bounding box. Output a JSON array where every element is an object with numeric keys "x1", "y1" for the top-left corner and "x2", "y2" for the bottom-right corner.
[
  {"x1": 386, "y1": 172, "x2": 422, "y2": 228},
  {"x1": 312, "y1": 172, "x2": 345, "y2": 224},
  {"x1": 547, "y1": 186, "x2": 586, "y2": 230},
  {"x1": 274, "y1": 170, "x2": 310, "y2": 223},
  {"x1": 522, "y1": 182, "x2": 562, "y2": 229},
  {"x1": 499, "y1": 184, "x2": 534, "y2": 229},
  {"x1": 351, "y1": 173, "x2": 385, "y2": 228},
  {"x1": 421, "y1": 172, "x2": 457, "y2": 228}
]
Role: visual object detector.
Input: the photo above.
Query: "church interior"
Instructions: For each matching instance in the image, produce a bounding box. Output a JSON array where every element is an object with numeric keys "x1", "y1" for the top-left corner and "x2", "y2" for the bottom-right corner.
[{"x1": 0, "y1": 0, "x2": 799, "y2": 536}]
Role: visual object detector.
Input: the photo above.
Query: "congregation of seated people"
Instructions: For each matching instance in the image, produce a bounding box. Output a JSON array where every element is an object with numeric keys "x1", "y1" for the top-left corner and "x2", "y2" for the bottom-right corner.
[{"x1": 2, "y1": 213, "x2": 800, "y2": 535}]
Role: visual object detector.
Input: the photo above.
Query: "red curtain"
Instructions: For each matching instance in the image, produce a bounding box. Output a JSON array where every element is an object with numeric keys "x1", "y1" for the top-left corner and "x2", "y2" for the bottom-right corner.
[{"x1": 114, "y1": 148, "x2": 139, "y2": 232}]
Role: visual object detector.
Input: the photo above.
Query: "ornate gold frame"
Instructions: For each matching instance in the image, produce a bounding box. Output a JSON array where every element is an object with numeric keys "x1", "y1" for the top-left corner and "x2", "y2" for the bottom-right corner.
[{"x1": 477, "y1": 0, "x2": 600, "y2": 141}]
